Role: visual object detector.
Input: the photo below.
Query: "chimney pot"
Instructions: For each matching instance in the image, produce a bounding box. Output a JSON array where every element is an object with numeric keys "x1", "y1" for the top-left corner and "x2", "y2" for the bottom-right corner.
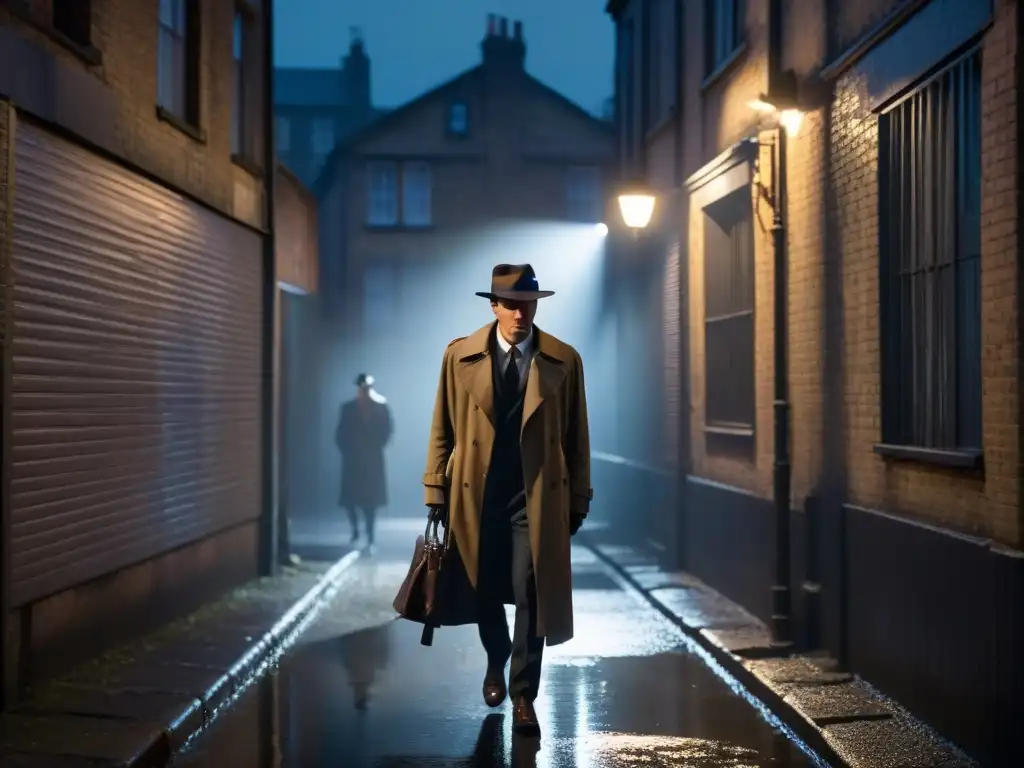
[
  {"x1": 499, "y1": 16, "x2": 508, "y2": 37},
  {"x1": 487, "y1": 13, "x2": 496, "y2": 36},
  {"x1": 513, "y1": 20, "x2": 523, "y2": 40}
]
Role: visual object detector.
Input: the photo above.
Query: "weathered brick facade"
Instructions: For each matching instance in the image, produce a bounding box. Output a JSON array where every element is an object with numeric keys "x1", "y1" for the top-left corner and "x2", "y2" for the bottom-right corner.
[
  {"x1": 611, "y1": 0, "x2": 1022, "y2": 760},
  {"x1": 0, "y1": 0, "x2": 266, "y2": 227}
]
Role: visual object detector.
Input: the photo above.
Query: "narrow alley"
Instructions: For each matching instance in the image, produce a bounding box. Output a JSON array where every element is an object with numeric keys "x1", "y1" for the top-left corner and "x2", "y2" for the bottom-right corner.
[{"x1": 171, "y1": 519, "x2": 817, "y2": 768}]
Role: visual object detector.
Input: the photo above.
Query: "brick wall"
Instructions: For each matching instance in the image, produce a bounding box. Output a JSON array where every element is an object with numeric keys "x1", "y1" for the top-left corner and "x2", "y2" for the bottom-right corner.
[
  {"x1": 683, "y1": 0, "x2": 776, "y2": 499},
  {"x1": 830, "y1": 0, "x2": 1021, "y2": 546},
  {"x1": 275, "y1": 165, "x2": 319, "y2": 294},
  {"x1": 0, "y1": 0, "x2": 265, "y2": 227}
]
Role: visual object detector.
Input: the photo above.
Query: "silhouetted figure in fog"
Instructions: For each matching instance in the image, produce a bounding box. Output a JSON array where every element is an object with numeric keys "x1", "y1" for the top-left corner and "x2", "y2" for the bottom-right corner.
[
  {"x1": 336, "y1": 373, "x2": 392, "y2": 552},
  {"x1": 423, "y1": 263, "x2": 592, "y2": 736}
]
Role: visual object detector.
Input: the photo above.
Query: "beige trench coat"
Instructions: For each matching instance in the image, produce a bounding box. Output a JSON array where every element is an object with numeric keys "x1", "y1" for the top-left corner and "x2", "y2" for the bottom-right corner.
[{"x1": 422, "y1": 322, "x2": 592, "y2": 646}]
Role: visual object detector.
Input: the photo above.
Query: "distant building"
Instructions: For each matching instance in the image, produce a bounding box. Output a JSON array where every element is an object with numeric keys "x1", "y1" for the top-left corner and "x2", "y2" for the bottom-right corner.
[
  {"x1": 274, "y1": 28, "x2": 388, "y2": 188},
  {"x1": 312, "y1": 13, "x2": 616, "y2": 517}
]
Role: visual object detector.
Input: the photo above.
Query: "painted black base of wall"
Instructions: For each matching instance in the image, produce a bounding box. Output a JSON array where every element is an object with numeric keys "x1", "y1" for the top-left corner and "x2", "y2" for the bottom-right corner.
[
  {"x1": 680, "y1": 473, "x2": 1024, "y2": 765},
  {"x1": 837, "y1": 503, "x2": 1024, "y2": 766}
]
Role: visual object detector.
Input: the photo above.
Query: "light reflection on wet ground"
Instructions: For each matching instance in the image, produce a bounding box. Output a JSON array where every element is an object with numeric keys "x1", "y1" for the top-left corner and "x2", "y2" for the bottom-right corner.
[{"x1": 172, "y1": 522, "x2": 814, "y2": 767}]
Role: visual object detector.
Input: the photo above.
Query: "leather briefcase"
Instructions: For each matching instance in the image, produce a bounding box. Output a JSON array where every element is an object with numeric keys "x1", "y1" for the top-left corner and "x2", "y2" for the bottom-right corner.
[{"x1": 392, "y1": 515, "x2": 477, "y2": 646}]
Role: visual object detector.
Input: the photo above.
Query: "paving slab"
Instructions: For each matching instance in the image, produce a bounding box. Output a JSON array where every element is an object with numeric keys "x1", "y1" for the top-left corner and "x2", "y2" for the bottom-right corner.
[
  {"x1": 652, "y1": 586, "x2": 759, "y2": 629},
  {"x1": 0, "y1": 552, "x2": 359, "y2": 767},
  {"x1": 580, "y1": 531, "x2": 979, "y2": 768},
  {"x1": 784, "y1": 682, "x2": 894, "y2": 725}
]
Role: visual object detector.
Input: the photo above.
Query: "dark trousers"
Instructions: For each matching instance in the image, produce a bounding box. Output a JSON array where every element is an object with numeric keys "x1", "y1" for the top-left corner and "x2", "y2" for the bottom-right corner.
[
  {"x1": 344, "y1": 505, "x2": 377, "y2": 543},
  {"x1": 477, "y1": 508, "x2": 544, "y2": 701}
]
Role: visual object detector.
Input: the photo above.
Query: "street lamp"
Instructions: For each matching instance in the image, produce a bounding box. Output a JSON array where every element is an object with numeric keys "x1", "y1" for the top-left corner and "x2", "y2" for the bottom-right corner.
[
  {"x1": 617, "y1": 185, "x2": 656, "y2": 230},
  {"x1": 749, "y1": 82, "x2": 801, "y2": 649}
]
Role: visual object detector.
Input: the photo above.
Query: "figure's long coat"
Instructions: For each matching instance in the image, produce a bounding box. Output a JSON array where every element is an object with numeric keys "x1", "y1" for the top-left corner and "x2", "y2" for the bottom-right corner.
[
  {"x1": 337, "y1": 396, "x2": 392, "y2": 509},
  {"x1": 422, "y1": 322, "x2": 592, "y2": 646}
]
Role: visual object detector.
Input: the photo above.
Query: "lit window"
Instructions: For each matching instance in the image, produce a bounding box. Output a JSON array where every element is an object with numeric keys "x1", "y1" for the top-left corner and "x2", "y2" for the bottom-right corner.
[
  {"x1": 401, "y1": 162, "x2": 432, "y2": 226},
  {"x1": 449, "y1": 102, "x2": 468, "y2": 135},
  {"x1": 367, "y1": 162, "x2": 398, "y2": 226}
]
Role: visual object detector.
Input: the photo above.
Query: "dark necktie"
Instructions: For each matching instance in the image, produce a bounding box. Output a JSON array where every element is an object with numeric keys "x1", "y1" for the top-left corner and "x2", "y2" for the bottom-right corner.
[{"x1": 503, "y1": 346, "x2": 520, "y2": 398}]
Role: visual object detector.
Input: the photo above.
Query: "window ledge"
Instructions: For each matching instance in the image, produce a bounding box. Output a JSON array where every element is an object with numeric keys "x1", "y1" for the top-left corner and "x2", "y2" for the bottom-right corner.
[
  {"x1": 157, "y1": 106, "x2": 206, "y2": 144},
  {"x1": 701, "y1": 42, "x2": 748, "y2": 92},
  {"x1": 364, "y1": 223, "x2": 435, "y2": 232},
  {"x1": 704, "y1": 424, "x2": 754, "y2": 438},
  {"x1": 231, "y1": 153, "x2": 264, "y2": 178},
  {"x1": 873, "y1": 443, "x2": 983, "y2": 470}
]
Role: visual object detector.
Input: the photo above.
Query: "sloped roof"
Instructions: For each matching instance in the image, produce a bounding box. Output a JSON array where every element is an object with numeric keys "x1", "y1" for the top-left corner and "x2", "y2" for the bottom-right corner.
[{"x1": 314, "y1": 64, "x2": 613, "y2": 196}]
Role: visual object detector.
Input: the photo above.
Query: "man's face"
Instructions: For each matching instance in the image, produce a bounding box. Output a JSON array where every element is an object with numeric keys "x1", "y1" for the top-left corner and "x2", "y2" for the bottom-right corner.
[
  {"x1": 492, "y1": 298, "x2": 538, "y2": 344},
  {"x1": 356, "y1": 384, "x2": 370, "y2": 402}
]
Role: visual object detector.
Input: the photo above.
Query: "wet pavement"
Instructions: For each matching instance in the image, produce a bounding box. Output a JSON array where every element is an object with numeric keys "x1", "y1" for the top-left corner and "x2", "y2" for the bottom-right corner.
[{"x1": 171, "y1": 518, "x2": 819, "y2": 767}]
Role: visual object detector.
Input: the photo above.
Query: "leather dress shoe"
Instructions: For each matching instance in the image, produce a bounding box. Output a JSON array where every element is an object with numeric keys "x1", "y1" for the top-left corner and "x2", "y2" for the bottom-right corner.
[
  {"x1": 512, "y1": 696, "x2": 540, "y2": 734},
  {"x1": 482, "y1": 667, "x2": 507, "y2": 708}
]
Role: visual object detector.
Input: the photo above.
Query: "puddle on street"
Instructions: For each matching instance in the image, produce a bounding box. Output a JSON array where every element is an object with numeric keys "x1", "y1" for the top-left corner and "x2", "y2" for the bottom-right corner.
[{"x1": 171, "y1": 542, "x2": 816, "y2": 767}]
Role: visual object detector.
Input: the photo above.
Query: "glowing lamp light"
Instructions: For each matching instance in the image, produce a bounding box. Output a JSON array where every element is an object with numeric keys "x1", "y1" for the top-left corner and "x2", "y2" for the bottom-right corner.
[
  {"x1": 748, "y1": 94, "x2": 804, "y2": 137},
  {"x1": 617, "y1": 192, "x2": 656, "y2": 230},
  {"x1": 595, "y1": 222, "x2": 609, "y2": 236}
]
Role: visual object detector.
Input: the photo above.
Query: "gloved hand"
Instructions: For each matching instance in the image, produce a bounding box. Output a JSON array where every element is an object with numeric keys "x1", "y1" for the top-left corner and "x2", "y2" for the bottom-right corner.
[
  {"x1": 569, "y1": 514, "x2": 585, "y2": 536},
  {"x1": 427, "y1": 504, "x2": 448, "y2": 527}
]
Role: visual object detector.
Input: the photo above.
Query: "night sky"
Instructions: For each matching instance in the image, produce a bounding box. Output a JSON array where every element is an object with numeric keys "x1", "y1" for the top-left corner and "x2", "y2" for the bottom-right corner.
[{"x1": 273, "y1": 0, "x2": 615, "y2": 114}]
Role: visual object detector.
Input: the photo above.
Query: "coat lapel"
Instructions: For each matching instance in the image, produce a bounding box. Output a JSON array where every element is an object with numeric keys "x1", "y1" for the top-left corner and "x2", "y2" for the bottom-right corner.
[
  {"x1": 522, "y1": 328, "x2": 567, "y2": 433},
  {"x1": 454, "y1": 324, "x2": 496, "y2": 427}
]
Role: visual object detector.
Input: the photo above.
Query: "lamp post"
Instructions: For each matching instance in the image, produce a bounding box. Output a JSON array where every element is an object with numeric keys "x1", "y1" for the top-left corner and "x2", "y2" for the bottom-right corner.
[
  {"x1": 617, "y1": 185, "x2": 657, "y2": 233},
  {"x1": 749, "y1": 85, "x2": 802, "y2": 649}
]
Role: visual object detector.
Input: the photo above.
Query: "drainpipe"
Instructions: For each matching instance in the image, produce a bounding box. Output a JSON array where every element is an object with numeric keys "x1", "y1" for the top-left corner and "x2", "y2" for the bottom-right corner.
[
  {"x1": 767, "y1": 0, "x2": 792, "y2": 648},
  {"x1": 259, "y1": 0, "x2": 280, "y2": 576}
]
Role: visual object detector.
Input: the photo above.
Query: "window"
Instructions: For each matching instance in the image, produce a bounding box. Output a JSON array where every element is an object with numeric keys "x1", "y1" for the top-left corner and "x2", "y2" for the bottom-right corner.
[
  {"x1": 878, "y1": 50, "x2": 982, "y2": 454},
  {"x1": 703, "y1": 188, "x2": 755, "y2": 438},
  {"x1": 448, "y1": 102, "x2": 468, "y2": 135},
  {"x1": 367, "y1": 163, "x2": 399, "y2": 226},
  {"x1": 366, "y1": 162, "x2": 433, "y2": 227},
  {"x1": 567, "y1": 166, "x2": 603, "y2": 223},
  {"x1": 705, "y1": 0, "x2": 745, "y2": 73},
  {"x1": 401, "y1": 162, "x2": 433, "y2": 226},
  {"x1": 231, "y1": 9, "x2": 250, "y2": 157},
  {"x1": 276, "y1": 116, "x2": 291, "y2": 153},
  {"x1": 646, "y1": 0, "x2": 677, "y2": 128},
  {"x1": 157, "y1": 0, "x2": 199, "y2": 125},
  {"x1": 53, "y1": 0, "x2": 92, "y2": 47}
]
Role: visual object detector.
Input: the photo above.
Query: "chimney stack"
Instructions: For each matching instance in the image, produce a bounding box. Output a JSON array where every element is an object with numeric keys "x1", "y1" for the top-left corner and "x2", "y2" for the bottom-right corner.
[{"x1": 481, "y1": 15, "x2": 525, "y2": 70}]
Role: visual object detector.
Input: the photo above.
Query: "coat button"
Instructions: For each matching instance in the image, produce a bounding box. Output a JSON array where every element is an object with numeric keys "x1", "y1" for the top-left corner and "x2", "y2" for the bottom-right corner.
[
  {"x1": 463, "y1": 482, "x2": 469, "y2": 488},
  {"x1": 472, "y1": 439, "x2": 478, "y2": 447},
  {"x1": 474, "y1": 405, "x2": 479, "y2": 410}
]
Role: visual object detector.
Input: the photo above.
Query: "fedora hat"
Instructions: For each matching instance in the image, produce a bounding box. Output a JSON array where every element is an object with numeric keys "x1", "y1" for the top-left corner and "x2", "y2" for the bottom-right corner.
[{"x1": 475, "y1": 263, "x2": 554, "y2": 301}]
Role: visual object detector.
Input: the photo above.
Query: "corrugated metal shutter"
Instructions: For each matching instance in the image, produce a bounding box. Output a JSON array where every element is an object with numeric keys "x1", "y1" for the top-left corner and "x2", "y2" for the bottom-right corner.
[{"x1": 9, "y1": 122, "x2": 263, "y2": 606}]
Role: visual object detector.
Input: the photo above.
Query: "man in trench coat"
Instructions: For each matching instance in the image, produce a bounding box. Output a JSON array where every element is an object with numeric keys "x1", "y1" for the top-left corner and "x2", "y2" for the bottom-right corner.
[
  {"x1": 336, "y1": 373, "x2": 393, "y2": 551},
  {"x1": 422, "y1": 263, "x2": 592, "y2": 734}
]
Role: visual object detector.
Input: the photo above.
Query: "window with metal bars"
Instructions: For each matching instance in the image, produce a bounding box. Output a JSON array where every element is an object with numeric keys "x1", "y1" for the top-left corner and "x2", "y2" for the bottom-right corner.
[
  {"x1": 705, "y1": 0, "x2": 745, "y2": 74},
  {"x1": 878, "y1": 49, "x2": 982, "y2": 456},
  {"x1": 703, "y1": 188, "x2": 755, "y2": 439}
]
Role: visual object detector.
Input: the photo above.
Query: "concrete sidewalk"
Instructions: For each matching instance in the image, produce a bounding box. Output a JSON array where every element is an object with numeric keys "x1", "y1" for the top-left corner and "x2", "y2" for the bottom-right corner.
[
  {"x1": 579, "y1": 528, "x2": 977, "y2": 768},
  {"x1": 0, "y1": 550, "x2": 360, "y2": 768}
]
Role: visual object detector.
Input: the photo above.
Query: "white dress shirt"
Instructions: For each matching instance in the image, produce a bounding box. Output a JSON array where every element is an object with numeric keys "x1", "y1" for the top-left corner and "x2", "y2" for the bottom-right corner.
[{"x1": 494, "y1": 326, "x2": 535, "y2": 393}]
